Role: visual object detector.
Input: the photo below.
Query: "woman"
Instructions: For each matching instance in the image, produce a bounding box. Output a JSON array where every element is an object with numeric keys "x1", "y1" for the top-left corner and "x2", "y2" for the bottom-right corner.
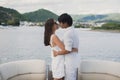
[{"x1": 44, "y1": 19, "x2": 77, "y2": 80}]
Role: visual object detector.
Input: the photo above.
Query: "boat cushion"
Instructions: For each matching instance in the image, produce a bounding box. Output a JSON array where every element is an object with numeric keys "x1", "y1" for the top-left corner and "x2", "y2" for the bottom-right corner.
[{"x1": 0, "y1": 60, "x2": 46, "y2": 80}]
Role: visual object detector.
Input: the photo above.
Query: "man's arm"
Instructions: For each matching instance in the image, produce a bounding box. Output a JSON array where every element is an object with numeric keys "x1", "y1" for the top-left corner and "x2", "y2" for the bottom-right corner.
[
  {"x1": 53, "y1": 48, "x2": 78, "y2": 57},
  {"x1": 53, "y1": 31, "x2": 76, "y2": 57},
  {"x1": 63, "y1": 31, "x2": 73, "y2": 52},
  {"x1": 52, "y1": 34, "x2": 73, "y2": 55}
]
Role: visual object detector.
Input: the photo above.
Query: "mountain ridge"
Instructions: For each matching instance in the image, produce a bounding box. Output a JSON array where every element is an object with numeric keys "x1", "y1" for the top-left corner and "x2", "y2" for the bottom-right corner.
[
  {"x1": 0, "y1": 6, "x2": 120, "y2": 26},
  {"x1": 22, "y1": 8, "x2": 58, "y2": 22}
]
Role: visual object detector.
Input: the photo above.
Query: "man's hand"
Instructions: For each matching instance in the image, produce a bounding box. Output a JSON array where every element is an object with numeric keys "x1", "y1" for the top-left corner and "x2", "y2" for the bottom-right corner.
[
  {"x1": 53, "y1": 50, "x2": 58, "y2": 57},
  {"x1": 72, "y1": 48, "x2": 78, "y2": 52}
]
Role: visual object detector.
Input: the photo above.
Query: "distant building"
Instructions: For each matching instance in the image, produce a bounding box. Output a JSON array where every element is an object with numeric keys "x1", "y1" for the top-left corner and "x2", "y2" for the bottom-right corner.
[
  {"x1": 94, "y1": 22, "x2": 106, "y2": 27},
  {"x1": 20, "y1": 21, "x2": 45, "y2": 26},
  {"x1": 74, "y1": 21, "x2": 106, "y2": 28}
]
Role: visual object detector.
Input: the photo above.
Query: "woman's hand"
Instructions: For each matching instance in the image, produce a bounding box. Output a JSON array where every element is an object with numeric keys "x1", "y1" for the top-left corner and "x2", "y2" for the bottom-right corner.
[
  {"x1": 53, "y1": 50, "x2": 58, "y2": 57},
  {"x1": 53, "y1": 48, "x2": 78, "y2": 57}
]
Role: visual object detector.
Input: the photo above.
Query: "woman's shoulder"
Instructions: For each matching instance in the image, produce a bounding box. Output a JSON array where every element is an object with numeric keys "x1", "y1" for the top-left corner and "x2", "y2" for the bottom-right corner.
[
  {"x1": 51, "y1": 34, "x2": 57, "y2": 42},
  {"x1": 51, "y1": 34, "x2": 60, "y2": 44},
  {"x1": 51, "y1": 34, "x2": 56, "y2": 39},
  {"x1": 50, "y1": 34, "x2": 58, "y2": 47}
]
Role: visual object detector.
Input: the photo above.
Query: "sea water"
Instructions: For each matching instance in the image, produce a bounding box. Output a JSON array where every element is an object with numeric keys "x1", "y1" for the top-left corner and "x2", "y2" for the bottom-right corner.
[{"x1": 0, "y1": 26, "x2": 120, "y2": 64}]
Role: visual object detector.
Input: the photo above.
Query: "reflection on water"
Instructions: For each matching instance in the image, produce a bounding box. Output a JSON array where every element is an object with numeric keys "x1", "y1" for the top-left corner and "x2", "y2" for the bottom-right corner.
[{"x1": 0, "y1": 26, "x2": 120, "y2": 64}]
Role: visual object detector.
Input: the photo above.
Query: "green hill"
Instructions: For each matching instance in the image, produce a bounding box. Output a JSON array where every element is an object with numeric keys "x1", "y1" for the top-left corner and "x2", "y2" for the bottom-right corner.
[
  {"x1": 1, "y1": 6, "x2": 120, "y2": 26},
  {"x1": 0, "y1": 6, "x2": 58, "y2": 25},
  {"x1": 101, "y1": 13, "x2": 120, "y2": 22},
  {"x1": 22, "y1": 9, "x2": 58, "y2": 22},
  {"x1": 71, "y1": 13, "x2": 120, "y2": 22},
  {"x1": 0, "y1": 6, "x2": 23, "y2": 26}
]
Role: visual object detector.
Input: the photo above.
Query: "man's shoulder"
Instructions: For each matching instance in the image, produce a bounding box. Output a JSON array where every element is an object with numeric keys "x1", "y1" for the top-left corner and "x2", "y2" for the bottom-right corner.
[
  {"x1": 56, "y1": 28, "x2": 65, "y2": 33},
  {"x1": 55, "y1": 28, "x2": 65, "y2": 39},
  {"x1": 65, "y1": 27, "x2": 74, "y2": 34}
]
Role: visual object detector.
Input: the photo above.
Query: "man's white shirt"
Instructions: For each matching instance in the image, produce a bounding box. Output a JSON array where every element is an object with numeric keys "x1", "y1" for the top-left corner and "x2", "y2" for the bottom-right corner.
[
  {"x1": 55, "y1": 26, "x2": 80, "y2": 66},
  {"x1": 56, "y1": 26, "x2": 80, "y2": 80}
]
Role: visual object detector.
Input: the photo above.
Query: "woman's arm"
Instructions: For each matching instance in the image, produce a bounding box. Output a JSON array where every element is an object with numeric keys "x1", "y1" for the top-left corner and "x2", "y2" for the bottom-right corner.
[
  {"x1": 52, "y1": 35, "x2": 70, "y2": 54},
  {"x1": 52, "y1": 35, "x2": 78, "y2": 57},
  {"x1": 53, "y1": 48, "x2": 78, "y2": 57}
]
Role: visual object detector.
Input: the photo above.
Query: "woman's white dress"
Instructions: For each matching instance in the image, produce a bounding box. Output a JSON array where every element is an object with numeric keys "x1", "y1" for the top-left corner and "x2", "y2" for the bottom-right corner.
[{"x1": 50, "y1": 34, "x2": 65, "y2": 78}]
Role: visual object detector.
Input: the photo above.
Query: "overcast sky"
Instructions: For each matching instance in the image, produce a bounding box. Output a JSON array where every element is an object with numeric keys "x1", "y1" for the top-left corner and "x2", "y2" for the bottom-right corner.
[{"x1": 0, "y1": 0, "x2": 120, "y2": 15}]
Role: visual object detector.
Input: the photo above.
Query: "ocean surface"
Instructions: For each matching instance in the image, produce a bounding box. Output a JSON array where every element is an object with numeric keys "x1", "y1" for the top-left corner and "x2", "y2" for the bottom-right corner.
[{"x1": 0, "y1": 26, "x2": 120, "y2": 64}]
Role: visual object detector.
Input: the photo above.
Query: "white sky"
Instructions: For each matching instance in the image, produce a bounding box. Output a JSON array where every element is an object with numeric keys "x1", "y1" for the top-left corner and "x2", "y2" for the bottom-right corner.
[{"x1": 0, "y1": 0, "x2": 120, "y2": 15}]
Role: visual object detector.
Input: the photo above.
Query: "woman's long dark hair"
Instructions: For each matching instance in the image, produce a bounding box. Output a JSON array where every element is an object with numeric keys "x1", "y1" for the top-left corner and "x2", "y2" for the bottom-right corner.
[{"x1": 44, "y1": 19, "x2": 55, "y2": 46}]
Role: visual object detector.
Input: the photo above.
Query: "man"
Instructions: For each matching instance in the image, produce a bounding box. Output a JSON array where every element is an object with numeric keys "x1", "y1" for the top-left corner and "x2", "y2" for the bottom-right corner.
[{"x1": 56, "y1": 13, "x2": 80, "y2": 80}]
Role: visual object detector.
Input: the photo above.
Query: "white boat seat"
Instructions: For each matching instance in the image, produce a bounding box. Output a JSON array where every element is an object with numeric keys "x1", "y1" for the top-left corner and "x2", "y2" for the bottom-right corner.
[
  {"x1": 78, "y1": 60, "x2": 120, "y2": 80},
  {"x1": 0, "y1": 59, "x2": 46, "y2": 80}
]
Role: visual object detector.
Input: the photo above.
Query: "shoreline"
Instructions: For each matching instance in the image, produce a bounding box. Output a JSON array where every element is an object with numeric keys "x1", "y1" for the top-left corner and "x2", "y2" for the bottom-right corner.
[
  {"x1": 1, "y1": 26, "x2": 120, "y2": 33},
  {"x1": 90, "y1": 29, "x2": 120, "y2": 33}
]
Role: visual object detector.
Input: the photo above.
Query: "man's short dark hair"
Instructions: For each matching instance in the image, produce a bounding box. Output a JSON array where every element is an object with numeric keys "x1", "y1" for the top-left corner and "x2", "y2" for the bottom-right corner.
[{"x1": 58, "y1": 13, "x2": 73, "y2": 26}]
